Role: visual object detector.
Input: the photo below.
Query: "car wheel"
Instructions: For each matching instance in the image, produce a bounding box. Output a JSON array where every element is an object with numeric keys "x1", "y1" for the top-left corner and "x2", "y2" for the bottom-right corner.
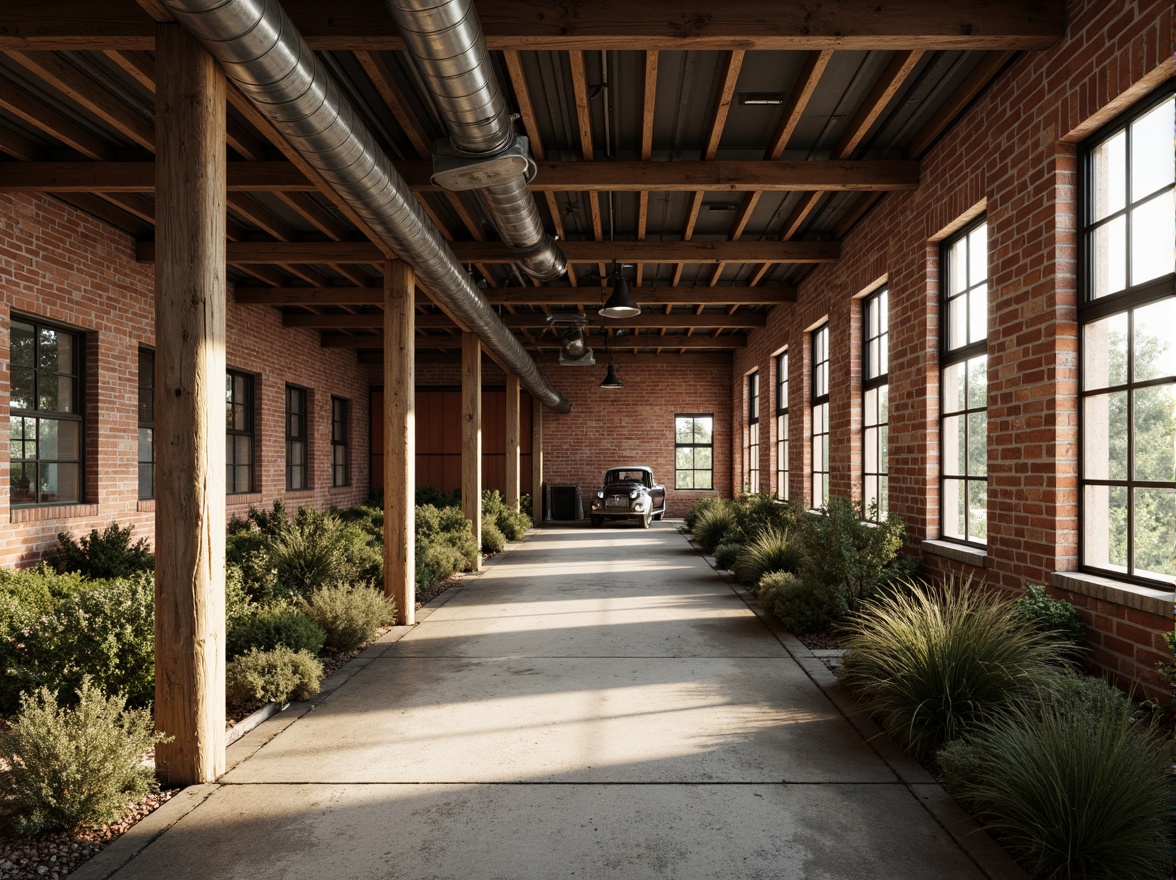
[
  {"x1": 591, "y1": 515, "x2": 604, "y2": 527},
  {"x1": 654, "y1": 511, "x2": 664, "y2": 521},
  {"x1": 640, "y1": 512, "x2": 652, "y2": 529}
]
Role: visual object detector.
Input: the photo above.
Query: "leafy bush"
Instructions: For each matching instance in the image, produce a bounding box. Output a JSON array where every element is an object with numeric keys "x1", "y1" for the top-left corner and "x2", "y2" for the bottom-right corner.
[
  {"x1": 692, "y1": 502, "x2": 738, "y2": 554},
  {"x1": 225, "y1": 647, "x2": 323, "y2": 706},
  {"x1": 732, "y1": 526, "x2": 802, "y2": 586},
  {"x1": 416, "y1": 541, "x2": 465, "y2": 592},
  {"x1": 245, "y1": 499, "x2": 289, "y2": 536},
  {"x1": 482, "y1": 489, "x2": 531, "y2": 541},
  {"x1": 225, "y1": 529, "x2": 282, "y2": 603},
  {"x1": 0, "y1": 678, "x2": 169, "y2": 835},
  {"x1": 838, "y1": 576, "x2": 1068, "y2": 757},
  {"x1": 939, "y1": 676, "x2": 1168, "y2": 880},
  {"x1": 226, "y1": 605, "x2": 325, "y2": 659},
  {"x1": 0, "y1": 565, "x2": 89, "y2": 645},
  {"x1": 337, "y1": 503, "x2": 384, "y2": 545},
  {"x1": 481, "y1": 520, "x2": 506, "y2": 554},
  {"x1": 46, "y1": 523, "x2": 154, "y2": 580},
  {"x1": 684, "y1": 496, "x2": 725, "y2": 532},
  {"x1": 796, "y1": 495, "x2": 908, "y2": 613},
  {"x1": 757, "y1": 570, "x2": 845, "y2": 633},
  {"x1": 3, "y1": 574, "x2": 156, "y2": 713},
  {"x1": 299, "y1": 584, "x2": 395, "y2": 653},
  {"x1": 417, "y1": 504, "x2": 479, "y2": 570},
  {"x1": 1015, "y1": 585, "x2": 1086, "y2": 655},
  {"x1": 265, "y1": 508, "x2": 363, "y2": 595},
  {"x1": 732, "y1": 494, "x2": 798, "y2": 541},
  {"x1": 416, "y1": 485, "x2": 461, "y2": 509},
  {"x1": 714, "y1": 541, "x2": 742, "y2": 571}
]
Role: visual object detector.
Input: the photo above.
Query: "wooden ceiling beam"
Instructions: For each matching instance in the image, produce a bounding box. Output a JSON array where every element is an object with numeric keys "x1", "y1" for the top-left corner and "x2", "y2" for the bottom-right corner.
[
  {"x1": 235, "y1": 284, "x2": 794, "y2": 307},
  {"x1": 0, "y1": 159, "x2": 920, "y2": 193},
  {"x1": 0, "y1": 1, "x2": 1065, "y2": 52},
  {"x1": 286, "y1": 311, "x2": 767, "y2": 330},
  {"x1": 326, "y1": 331, "x2": 746, "y2": 350},
  {"x1": 0, "y1": 126, "x2": 43, "y2": 161},
  {"x1": 135, "y1": 239, "x2": 839, "y2": 265},
  {"x1": 356, "y1": 349, "x2": 734, "y2": 366},
  {"x1": 0, "y1": 80, "x2": 112, "y2": 160}
]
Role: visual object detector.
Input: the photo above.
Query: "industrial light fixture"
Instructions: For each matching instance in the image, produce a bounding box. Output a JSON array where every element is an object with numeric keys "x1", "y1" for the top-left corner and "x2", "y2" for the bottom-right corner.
[
  {"x1": 599, "y1": 271, "x2": 640, "y2": 319},
  {"x1": 600, "y1": 362, "x2": 623, "y2": 389}
]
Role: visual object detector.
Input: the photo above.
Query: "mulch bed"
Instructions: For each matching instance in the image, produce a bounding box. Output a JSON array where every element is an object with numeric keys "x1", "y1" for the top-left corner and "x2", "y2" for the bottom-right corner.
[{"x1": 1, "y1": 571, "x2": 471, "y2": 879}]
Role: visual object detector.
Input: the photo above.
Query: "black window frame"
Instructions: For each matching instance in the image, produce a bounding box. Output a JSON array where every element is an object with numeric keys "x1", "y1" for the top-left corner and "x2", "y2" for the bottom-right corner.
[
  {"x1": 940, "y1": 217, "x2": 989, "y2": 546},
  {"x1": 226, "y1": 369, "x2": 255, "y2": 495},
  {"x1": 331, "y1": 396, "x2": 350, "y2": 488},
  {"x1": 1078, "y1": 86, "x2": 1176, "y2": 587},
  {"x1": 862, "y1": 287, "x2": 889, "y2": 520},
  {"x1": 674, "y1": 413, "x2": 715, "y2": 491},
  {"x1": 745, "y1": 371, "x2": 760, "y2": 494},
  {"x1": 775, "y1": 349, "x2": 789, "y2": 502},
  {"x1": 137, "y1": 346, "x2": 155, "y2": 500},
  {"x1": 810, "y1": 322, "x2": 830, "y2": 510},
  {"x1": 9, "y1": 315, "x2": 85, "y2": 507},
  {"x1": 285, "y1": 384, "x2": 309, "y2": 492}
]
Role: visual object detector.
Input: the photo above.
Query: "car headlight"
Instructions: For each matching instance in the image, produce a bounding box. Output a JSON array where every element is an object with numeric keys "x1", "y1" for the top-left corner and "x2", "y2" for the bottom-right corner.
[
  {"x1": 629, "y1": 489, "x2": 640, "y2": 500},
  {"x1": 596, "y1": 491, "x2": 604, "y2": 499}
]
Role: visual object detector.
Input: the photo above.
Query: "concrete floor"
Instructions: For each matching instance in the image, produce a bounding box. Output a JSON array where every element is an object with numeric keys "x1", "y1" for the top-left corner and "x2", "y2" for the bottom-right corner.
[{"x1": 77, "y1": 522, "x2": 1026, "y2": 880}]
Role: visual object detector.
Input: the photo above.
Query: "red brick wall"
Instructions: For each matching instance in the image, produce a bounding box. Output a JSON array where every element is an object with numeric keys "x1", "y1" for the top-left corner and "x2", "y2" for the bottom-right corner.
[
  {"x1": 542, "y1": 361, "x2": 733, "y2": 518},
  {"x1": 732, "y1": 0, "x2": 1175, "y2": 697},
  {"x1": 0, "y1": 193, "x2": 372, "y2": 566}
]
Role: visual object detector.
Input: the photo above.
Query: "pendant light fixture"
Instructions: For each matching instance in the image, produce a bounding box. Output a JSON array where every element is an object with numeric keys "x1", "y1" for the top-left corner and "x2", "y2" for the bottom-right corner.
[
  {"x1": 598, "y1": 271, "x2": 640, "y2": 319},
  {"x1": 599, "y1": 324, "x2": 623, "y2": 389}
]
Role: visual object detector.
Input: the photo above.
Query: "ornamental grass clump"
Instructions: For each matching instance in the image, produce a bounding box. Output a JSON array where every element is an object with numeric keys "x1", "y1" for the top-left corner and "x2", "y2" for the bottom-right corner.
[
  {"x1": 838, "y1": 576, "x2": 1067, "y2": 757},
  {"x1": 938, "y1": 674, "x2": 1168, "y2": 880},
  {"x1": 692, "y1": 502, "x2": 738, "y2": 554},
  {"x1": 684, "y1": 496, "x2": 725, "y2": 533},
  {"x1": 298, "y1": 583, "x2": 396, "y2": 653},
  {"x1": 0, "y1": 677, "x2": 169, "y2": 835},
  {"x1": 731, "y1": 526, "x2": 802, "y2": 586}
]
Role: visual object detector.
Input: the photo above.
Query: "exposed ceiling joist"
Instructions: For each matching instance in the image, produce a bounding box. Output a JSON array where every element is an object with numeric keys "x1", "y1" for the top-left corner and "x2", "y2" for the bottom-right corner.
[
  {"x1": 284, "y1": 311, "x2": 767, "y2": 330},
  {"x1": 235, "y1": 285, "x2": 795, "y2": 307},
  {"x1": 357, "y1": 350, "x2": 734, "y2": 367},
  {"x1": 325, "y1": 332, "x2": 747, "y2": 350},
  {"x1": 0, "y1": 0, "x2": 1066, "y2": 52},
  {"x1": 136, "y1": 239, "x2": 840, "y2": 265}
]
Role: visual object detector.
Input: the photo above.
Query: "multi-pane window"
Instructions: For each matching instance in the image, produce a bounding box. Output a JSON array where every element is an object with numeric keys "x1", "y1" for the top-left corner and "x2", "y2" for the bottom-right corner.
[
  {"x1": 9, "y1": 318, "x2": 83, "y2": 505},
  {"x1": 331, "y1": 397, "x2": 349, "y2": 488},
  {"x1": 862, "y1": 288, "x2": 889, "y2": 519},
  {"x1": 675, "y1": 414, "x2": 714, "y2": 490},
  {"x1": 745, "y1": 372, "x2": 760, "y2": 494},
  {"x1": 286, "y1": 385, "x2": 308, "y2": 491},
  {"x1": 775, "y1": 350, "x2": 789, "y2": 502},
  {"x1": 1080, "y1": 91, "x2": 1175, "y2": 585},
  {"x1": 811, "y1": 323, "x2": 830, "y2": 509},
  {"x1": 941, "y1": 219, "x2": 989, "y2": 544},
  {"x1": 138, "y1": 347, "x2": 155, "y2": 500},
  {"x1": 226, "y1": 370, "x2": 254, "y2": 494}
]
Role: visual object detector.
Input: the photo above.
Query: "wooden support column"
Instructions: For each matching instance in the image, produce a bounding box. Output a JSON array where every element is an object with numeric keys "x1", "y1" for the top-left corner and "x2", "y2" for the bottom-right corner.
[
  {"x1": 462, "y1": 332, "x2": 482, "y2": 570},
  {"x1": 532, "y1": 403, "x2": 544, "y2": 527},
  {"x1": 384, "y1": 260, "x2": 415, "y2": 625},
  {"x1": 153, "y1": 23, "x2": 226, "y2": 786},
  {"x1": 505, "y1": 373, "x2": 521, "y2": 511}
]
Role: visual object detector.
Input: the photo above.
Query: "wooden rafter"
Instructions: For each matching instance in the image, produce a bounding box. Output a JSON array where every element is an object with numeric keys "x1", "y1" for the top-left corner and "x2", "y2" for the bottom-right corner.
[
  {"x1": 0, "y1": 1, "x2": 1066, "y2": 52},
  {"x1": 136, "y1": 239, "x2": 840, "y2": 265},
  {"x1": 327, "y1": 331, "x2": 747, "y2": 350},
  {"x1": 235, "y1": 285, "x2": 795, "y2": 307},
  {"x1": 284, "y1": 311, "x2": 767, "y2": 330}
]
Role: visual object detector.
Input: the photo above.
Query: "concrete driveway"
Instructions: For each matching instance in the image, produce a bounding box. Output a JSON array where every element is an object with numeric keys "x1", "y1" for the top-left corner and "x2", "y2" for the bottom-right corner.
[{"x1": 77, "y1": 522, "x2": 1025, "y2": 880}]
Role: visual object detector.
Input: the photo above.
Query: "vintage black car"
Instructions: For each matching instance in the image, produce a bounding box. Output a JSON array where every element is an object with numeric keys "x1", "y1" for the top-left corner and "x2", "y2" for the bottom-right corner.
[{"x1": 589, "y1": 466, "x2": 667, "y2": 528}]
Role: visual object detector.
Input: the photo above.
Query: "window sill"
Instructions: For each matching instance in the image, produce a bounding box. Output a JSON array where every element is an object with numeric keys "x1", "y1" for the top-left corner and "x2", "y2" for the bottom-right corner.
[
  {"x1": 11, "y1": 503, "x2": 100, "y2": 524},
  {"x1": 1050, "y1": 570, "x2": 1174, "y2": 618},
  {"x1": 922, "y1": 539, "x2": 987, "y2": 568},
  {"x1": 137, "y1": 499, "x2": 155, "y2": 513}
]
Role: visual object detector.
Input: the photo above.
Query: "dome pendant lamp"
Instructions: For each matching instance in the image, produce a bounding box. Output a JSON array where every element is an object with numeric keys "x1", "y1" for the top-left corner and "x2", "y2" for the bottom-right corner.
[
  {"x1": 600, "y1": 362, "x2": 623, "y2": 389},
  {"x1": 598, "y1": 273, "x2": 640, "y2": 319}
]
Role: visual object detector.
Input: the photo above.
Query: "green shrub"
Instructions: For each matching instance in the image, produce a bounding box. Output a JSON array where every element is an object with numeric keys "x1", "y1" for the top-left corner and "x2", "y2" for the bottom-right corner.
[
  {"x1": 1015, "y1": 585, "x2": 1086, "y2": 655},
  {"x1": 692, "y1": 502, "x2": 738, "y2": 554},
  {"x1": 684, "y1": 496, "x2": 725, "y2": 532},
  {"x1": 732, "y1": 493, "x2": 798, "y2": 540},
  {"x1": 225, "y1": 647, "x2": 323, "y2": 706},
  {"x1": 226, "y1": 605, "x2": 325, "y2": 659},
  {"x1": 298, "y1": 583, "x2": 395, "y2": 653},
  {"x1": 838, "y1": 576, "x2": 1068, "y2": 757},
  {"x1": 757, "y1": 570, "x2": 845, "y2": 633},
  {"x1": 337, "y1": 503, "x2": 384, "y2": 545},
  {"x1": 498, "y1": 509, "x2": 532, "y2": 541},
  {"x1": 225, "y1": 529, "x2": 282, "y2": 603},
  {"x1": 732, "y1": 526, "x2": 802, "y2": 586},
  {"x1": 796, "y1": 495, "x2": 908, "y2": 613},
  {"x1": 481, "y1": 520, "x2": 506, "y2": 554},
  {"x1": 3, "y1": 574, "x2": 156, "y2": 713},
  {"x1": 417, "y1": 504, "x2": 479, "y2": 570},
  {"x1": 416, "y1": 540, "x2": 464, "y2": 592},
  {"x1": 416, "y1": 485, "x2": 461, "y2": 509},
  {"x1": 46, "y1": 523, "x2": 154, "y2": 580},
  {"x1": 0, "y1": 678, "x2": 169, "y2": 835},
  {"x1": 246, "y1": 499, "x2": 289, "y2": 536},
  {"x1": 0, "y1": 564, "x2": 89, "y2": 618},
  {"x1": 939, "y1": 678, "x2": 1168, "y2": 880},
  {"x1": 713, "y1": 541, "x2": 742, "y2": 571},
  {"x1": 265, "y1": 508, "x2": 361, "y2": 594}
]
